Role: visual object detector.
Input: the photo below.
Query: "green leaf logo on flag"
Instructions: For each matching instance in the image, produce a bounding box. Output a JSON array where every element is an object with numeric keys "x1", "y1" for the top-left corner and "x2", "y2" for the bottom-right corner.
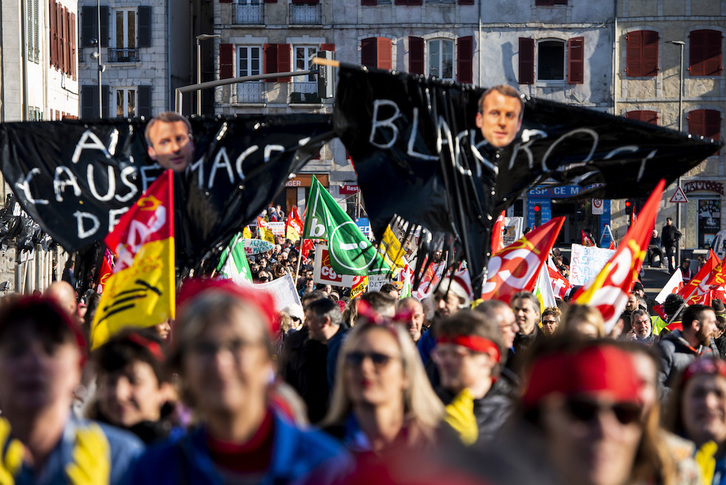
[{"x1": 303, "y1": 176, "x2": 389, "y2": 276}]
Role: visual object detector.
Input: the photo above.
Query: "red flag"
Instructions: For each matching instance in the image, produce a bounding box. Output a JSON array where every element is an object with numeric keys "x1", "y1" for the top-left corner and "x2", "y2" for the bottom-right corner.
[
  {"x1": 91, "y1": 170, "x2": 176, "y2": 349},
  {"x1": 96, "y1": 248, "x2": 115, "y2": 294},
  {"x1": 547, "y1": 265, "x2": 571, "y2": 299},
  {"x1": 286, "y1": 207, "x2": 304, "y2": 242},
  {"x1": 300, "y1": 239, "x2": 314, "y2": 261},
  {"x1": 609, "y1": 240, "x2": 615, "y2": 250},
  {"x1": 678, "y1": 249, "x2": 719, "y2": 303},
  {"x1": 582, "y1": 230, "x2": 595, "y2": 247},
  {"x1": 572, "y1": 180, "x2": 665, "y2": 331},
  {"x1": 685, "y1": 252, "x2": 726, "y2": 305},
  {"x1": 481, "y1": 217, "x2": 565, "y2": 304},
  {"x1": 491, "y1": 211, "x2": 506, "y2": 254}
]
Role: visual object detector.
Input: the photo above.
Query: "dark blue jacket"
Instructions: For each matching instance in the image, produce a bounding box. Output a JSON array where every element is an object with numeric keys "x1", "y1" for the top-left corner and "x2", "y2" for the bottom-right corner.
[{"x1": 129, "y1": 411, "x2": 352, "y2": 485}]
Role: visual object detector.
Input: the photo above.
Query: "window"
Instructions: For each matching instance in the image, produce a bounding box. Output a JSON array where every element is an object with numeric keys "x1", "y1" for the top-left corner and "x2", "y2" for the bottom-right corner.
[
  {"x1": 237, "y1": 46, "x2": 264, "y2": 103},
  {"x1": 27, "y1": 0, "x2": 39, "y2": 63},
  {"x1": 114, "y1": 88, "x2": 136, "y2": 118},
  {"x1": 428, "y1": 39, "x2": 454, "y2": 80},
  {"x1": 290, "y1": 0, "x2": 321, "y2": 24},
  {"x1": 361, "y1": 37, "x2": 392, "y2": 70},
  {"x1": 689, "y1": 30, "x2": 723, "y2": 77},
  {"x1": 110, "y1": 9, "x2": 137, "y2": 62},
  {"x1": 235, "y1": 0, "x2": 263, "y2": 24},
  {"x1": 688, "y1": 109, "x2": 722, "y2": 141},
  {"x1": 518, "y1": 36, "x2": 584, "y2": 84},
  {"x1": 625, "y1": 110, "x2": 658, "y2": 125},
  {"x1": 538, "y1": 40, "x2": 564, "y2": 80},
  {"x1": 293, "y1": 46, "x2": 317, "y2": 87},
  {"x1": 535, "y1": 0, "x2": 567, "y2": 5},
  {"x1": 625, "y1": 30, "x2": 659, "y2": 77}
]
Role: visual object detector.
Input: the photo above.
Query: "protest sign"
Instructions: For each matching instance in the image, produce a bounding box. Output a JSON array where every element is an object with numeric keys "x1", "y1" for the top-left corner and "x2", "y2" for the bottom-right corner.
[
  {"x1": 569, "y1": 244, "x2": 616, "y2": 286},
  {"x1": 253, "y1": 273, "x2": 302, "y2": 311},
  {"x1": 313, "y1": 244, "x2": 355, "y2": 287},
  {"x1": 268, "y1": 222, "x2": 285, "y2": 236},
  {"x1": 242, "y1": 238, "x2": 274, "y2": 255}
]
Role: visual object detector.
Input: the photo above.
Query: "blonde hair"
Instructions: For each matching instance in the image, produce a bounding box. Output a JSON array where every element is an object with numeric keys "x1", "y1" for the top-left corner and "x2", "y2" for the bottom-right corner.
[
  {"x1": 323, "y1": 323, "x2": 444, "y2": 447},
  {"x1": 561, "y1": 304, "x2": 605, "y2": 338}
]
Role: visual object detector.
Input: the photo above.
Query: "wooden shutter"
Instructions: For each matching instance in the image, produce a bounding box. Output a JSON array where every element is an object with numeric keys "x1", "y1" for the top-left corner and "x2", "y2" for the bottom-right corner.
[
  {"x1": 321, "y1": 43, "x2": 335, "y2": 51},
  {"x1": 70, "y1": 12, "x2": 76, "y2": 79},
  {"x1": 220, "y1": 43, "x2": 234, "y2": 79},
  {"x1": 567, "y1": 36, "x2": 584, "y2": 84},
  {"x1": 409, "y1": 36, "x2": 424, "y2": 74},
  {"x1": 690, "y1": 30, "x2": 723, "y2": 77},
  {"x1": 625, "y1": 110, "x2": 658, "y2": 125},
  {"x1": 264, "y1": 43, "x2": 277, "y2": 81},
  {"x1": 642, "y1": 30, "x2": 659, "y2": 76},
  {"x1": 457, "y1": 36, "x2": 473, "y2": 83},
  {"x1": 689, "y1": 109, "x2": 722, "y2": 141},
  {"x1": 102, "y1": 85, "x2": 110, "y2": 118},
  {"x1": 519, "y1": 37, "x2": 535, "y2": 84},
  {"x1": 277, "y1": 43, "x2": 292, "y2": 82},
  {"x1": 361, "y1": 0, "x2": 377, "y2": 4},
  {"x1": 81, "y1": 6, "x2": 95, "y2": 47},
  {"x1": 63, "y1": 7, "x2": 70, "y2": 75},
  {"x1": 138, "y1": 85, "x2": 152, "y2": 118},
  {"x1": 137, "y1": 6, "x2": 152, "y2": 48},
  {"x1": 82, "y1": 85, "x2": 97, "y2": 118},
  {"x1": 50, "y1": 0, "x2": 56, "y2": 67},
  {"x1": 99, "y1": 6, "x2": 109, "y2": 45},
  {"x1": 56, "y1": 2, "x2": 62, "y2": 68},
  {"x1": 377, "y1": 37, "x2": 392, "y2": 70},
  {"x1": 361, "y1": 38, "x2": 376, "y2": 67},
  {"x1": 625, "y1": 30, "x2": 642, "y2": 77}
]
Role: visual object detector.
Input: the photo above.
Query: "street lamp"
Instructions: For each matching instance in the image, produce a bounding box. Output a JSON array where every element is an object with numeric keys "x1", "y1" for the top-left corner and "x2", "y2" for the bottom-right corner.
[
  {"x1": 668, "y1": 40, "x2": 685, "y2": 265},
  {"x1": 196, "y1": 34, "x2": 221, "y2": 115}
]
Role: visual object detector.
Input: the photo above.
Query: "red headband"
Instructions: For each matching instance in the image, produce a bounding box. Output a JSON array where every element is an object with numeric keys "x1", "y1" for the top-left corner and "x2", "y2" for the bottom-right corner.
[
  {"x1": 177, "y1": 277, "x2": 280, "y2": 336},
  {"x1": 681, "y1": 358, "x2": 726, "y2": 387},
  {"x1": 437, "y1": 335, "x2": 501, "y2": 363},
  {"x1": 522, "y1": 345, "x2": 640, "y2": 408}
]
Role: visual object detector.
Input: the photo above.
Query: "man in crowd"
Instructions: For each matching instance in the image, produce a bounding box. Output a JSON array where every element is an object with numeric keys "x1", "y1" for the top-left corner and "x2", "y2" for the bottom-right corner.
[
  {"x1": 433, "y1": 310, "x2": 511, "y2": 444},
  {"x1": 508, "y1": 291, "x2": 540, "y2": 372},
  {"x1": 627, "y1": 309, "x2": 655, "y2": 345},
  {"x1": 647, "y1": 229, "x2": 663, "y2": 267},
  {"x1": 662, "y1": 217, "x2": 682, "y2": 272},
  {"x1": 434, "y1": 276, "x2": 472, "y2": 318},
  {"x1": 399, "y1": 297, "x2": 426, "y2": 343},
  {"x1": 678, "y1": 258, "x2": 693, "y2": 284},
  {"x1": 145, "y1": 112, "x2": 194, "y2": 173},
  {"x1": 657, "y1": 303, "x2": 719, "y2": 389},
  {"x1": 475, "y1": 85, "x2": 523, "y2": 148}
]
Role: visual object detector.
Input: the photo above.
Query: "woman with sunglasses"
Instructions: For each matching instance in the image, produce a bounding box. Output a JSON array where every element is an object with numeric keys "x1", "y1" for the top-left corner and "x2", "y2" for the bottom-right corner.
[
  {"x1": 474, "y1": 335, "x2": 669, "y2": 485},
  {"x1": 130, "y1": 278, "x2": 351, "y2": 484},
  {"x1": 666, "y1": 358, "x2": 726, "y2": 484},
  {"x1": 322, "y1": 315, "x2": 445, "y2": 456}
]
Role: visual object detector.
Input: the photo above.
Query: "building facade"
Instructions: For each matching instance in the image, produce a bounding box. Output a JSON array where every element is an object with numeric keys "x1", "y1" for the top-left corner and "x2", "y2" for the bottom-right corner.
[
  {"x1": 613, "y1": 0, "x2": 726, "y2": 253},
  {"x1": 77, "y1": 0, "x2": 191, "y2": 119}
]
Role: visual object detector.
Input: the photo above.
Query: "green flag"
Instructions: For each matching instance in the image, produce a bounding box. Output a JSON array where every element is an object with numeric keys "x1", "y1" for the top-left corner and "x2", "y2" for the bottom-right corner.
[
  {"x1": 303, "y1": 176, "x2": 389, "y2": 276},
  {"x1": 217, "y1": 233, "x2": 253, "y2": 284}
]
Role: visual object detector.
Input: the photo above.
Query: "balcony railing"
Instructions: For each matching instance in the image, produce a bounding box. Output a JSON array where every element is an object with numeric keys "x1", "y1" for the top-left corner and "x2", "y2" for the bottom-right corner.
[
  {"x1": 107, "y1": 48, "x2": 139, "y2": 63},
  {"x1": 289, "y1": 4, "x2": 322, "y2": 25},
  {"x1": 290, "y1": 82, "x2": 320, "y2": 103},
  {"x1": 234, "y1": 4, "x2": 264, "y2": 24},
  {"x1": 236, "y1": 82, "x2": 266, "y2": 104}
]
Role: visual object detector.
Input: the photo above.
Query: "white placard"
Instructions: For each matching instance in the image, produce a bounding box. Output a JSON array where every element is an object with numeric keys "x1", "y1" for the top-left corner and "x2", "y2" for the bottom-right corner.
[{"x1": 569, "y1": 243, "x2": 615, "y2": 286}]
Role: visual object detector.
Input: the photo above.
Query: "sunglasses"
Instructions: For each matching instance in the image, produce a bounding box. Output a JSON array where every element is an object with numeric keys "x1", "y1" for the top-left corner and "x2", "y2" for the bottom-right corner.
[
  {"x1": 344, "y1": 351, "x2": 396, "y2": 368},
  {"x1": 563, "y1": 398, "x2": 641, "y2": 426}
]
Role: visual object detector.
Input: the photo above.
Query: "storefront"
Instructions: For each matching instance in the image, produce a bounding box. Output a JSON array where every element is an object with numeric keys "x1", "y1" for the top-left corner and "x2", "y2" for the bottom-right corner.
[
  {"x1": 527, "y1": 185, "x2": 612, "y2": 247},
  {"x1": 683, "y1": 180, "x2": 724, "y2": 249},
  {"x1": 275, "y1": 173, "x2": 330, "y2": 214}
]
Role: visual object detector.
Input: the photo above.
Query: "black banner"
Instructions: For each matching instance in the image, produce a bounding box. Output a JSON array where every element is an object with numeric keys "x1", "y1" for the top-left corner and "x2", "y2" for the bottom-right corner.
[
  {"x1": 0, "y1": 115, "x2": 333, "y2": 267},
  {"x1": 332, "y1": 66, "x2": 722, "y2": 292}
]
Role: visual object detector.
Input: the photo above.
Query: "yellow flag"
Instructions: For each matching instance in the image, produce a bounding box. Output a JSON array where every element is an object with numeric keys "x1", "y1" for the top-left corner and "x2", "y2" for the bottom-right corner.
[{"x1": 379, "y1": 226, "x2": 406, "y2": 270}]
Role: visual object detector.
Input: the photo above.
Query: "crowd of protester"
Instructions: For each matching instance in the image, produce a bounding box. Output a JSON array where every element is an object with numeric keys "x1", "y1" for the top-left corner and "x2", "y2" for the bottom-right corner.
[{"x1": 5, "y1": 219, "x2": 726, "y2": 485}]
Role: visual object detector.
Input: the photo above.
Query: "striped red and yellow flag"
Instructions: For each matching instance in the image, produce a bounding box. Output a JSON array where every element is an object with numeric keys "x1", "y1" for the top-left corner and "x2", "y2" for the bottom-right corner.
[{"x1": 91, "y1": 170, "x2": 175, "y2": 349}]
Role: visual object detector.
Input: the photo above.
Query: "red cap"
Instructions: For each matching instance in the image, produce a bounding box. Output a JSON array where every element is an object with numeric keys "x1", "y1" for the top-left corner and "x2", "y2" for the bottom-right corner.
[
  {"x1": 178, "y1": 278, "x2": 280, "y2": 336},
  {"x1": 680, "y1": 358, "x2": 726, "y2": 387},
  {"x1": 523, "y1": 344, "x2": 640, "y2": 407}
]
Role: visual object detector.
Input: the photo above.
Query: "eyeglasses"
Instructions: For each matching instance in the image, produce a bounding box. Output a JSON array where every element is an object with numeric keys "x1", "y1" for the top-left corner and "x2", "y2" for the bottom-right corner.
[
  {"x1": 562, "y1": 398, "x2": 642, "y2": 426},
  {"x1": 344, "y1": 351, "x2": 397, "y2": 368}
]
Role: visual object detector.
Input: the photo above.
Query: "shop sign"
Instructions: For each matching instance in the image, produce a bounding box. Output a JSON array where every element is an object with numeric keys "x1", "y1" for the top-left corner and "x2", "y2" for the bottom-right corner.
[{"x1": 683, "y1": 181, "x2": 724, "y2": 195}]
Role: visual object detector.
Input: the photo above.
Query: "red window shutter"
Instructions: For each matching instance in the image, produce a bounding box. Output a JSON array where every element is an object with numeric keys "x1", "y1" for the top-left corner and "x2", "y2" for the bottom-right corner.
[
  {"x1": 409, "y1": 36, "x2": 424, "y2": 75},
  {"x1": 688, "y1": 109, "x2": 706, "y2": 138},
  {"x1": 625, "y1": 110, "x2": 658, "y2": 125},
  {"x1": 361, "y1": 0, "x2": 377, "y2": 4},
  {"x1": 690, "y1": 30, "x2": 723, "y2": 77},
  {"x1": 519, "y1": 37, "x2": 535, "y2": 84},
  {"x1": 642, "y1": 30, "x2": 659, "y2": 77},
  {"x1": 625, "y1": 31, "x2": 642, "y2": 77},
  {"x1": 690, "y1": 109, "x2": 723, "y2": 141},
  {"x1": 321, "y1": 43, "x2": 335, "y2": 51},
  {"x1": 56, "y1": 1, "x2": 62, "y2": 69},
  {"x1": 264, "y1": 43, "x2": 278, "y2": 81},
  {"x1": 219, "y1": 43, "x2": 234, "y2": 79},
  {"x1": 70, "y1": 12, "x2": 76, "y2": 79},
  {"x1": 457, "y1": 36, "x2": 473, "y2": 83},
  {"x1": 49, "y1": 0, "x2": 56, "y2": 67},
  {"x1": 377, "y1": 38, "x2": 392, "y2": 70},
  {"x1": 277, "y1": 43, "x2": 292, "y2": 82},
  {"x1": 64, "y1": 8, "x2": 70, "y2": 75},
  {"x1": 567, "y1": 36, "x2": 584, "y2": 84},
  {"x1": 458, "y1": 0, "x2": 475, "y2": 4}
]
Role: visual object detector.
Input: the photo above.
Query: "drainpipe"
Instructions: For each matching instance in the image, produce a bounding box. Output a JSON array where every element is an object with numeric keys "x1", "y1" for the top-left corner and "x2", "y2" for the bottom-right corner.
[{"x1": 478, "y1": 0, "x2": 482, "y2": 86}]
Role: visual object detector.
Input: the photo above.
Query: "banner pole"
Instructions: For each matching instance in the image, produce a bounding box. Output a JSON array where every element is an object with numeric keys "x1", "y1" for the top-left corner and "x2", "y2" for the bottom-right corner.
[{"x1": 294, "y1": 239, "x2": 304, "y2": 287}]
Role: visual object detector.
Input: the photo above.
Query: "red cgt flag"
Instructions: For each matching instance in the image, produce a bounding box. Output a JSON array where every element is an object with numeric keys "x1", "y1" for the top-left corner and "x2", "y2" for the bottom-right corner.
[
  {"x1": 684, "y1": 251, "x2": 726, "y2": 305},
  {"x1": 547, "y1": 265, "x2": 571, "y2": 299},
  {"x1": 481, "y1": 216, "x2": 565, "y2": 304},
  {"x1": 286, "y1": 206, "x2": 304, "y2": 242},
  {"x1": 491, "y1": 211, "x2": 506, "y2": 254},
  {"x1": 572, "y1": 180, "x2": 665, "y2": 332}
]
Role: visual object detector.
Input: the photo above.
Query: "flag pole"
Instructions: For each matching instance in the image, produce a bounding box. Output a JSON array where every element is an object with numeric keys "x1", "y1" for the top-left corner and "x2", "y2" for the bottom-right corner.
[{"x1": 294, "y1": 239, "x2": 304, "y2": 287}]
